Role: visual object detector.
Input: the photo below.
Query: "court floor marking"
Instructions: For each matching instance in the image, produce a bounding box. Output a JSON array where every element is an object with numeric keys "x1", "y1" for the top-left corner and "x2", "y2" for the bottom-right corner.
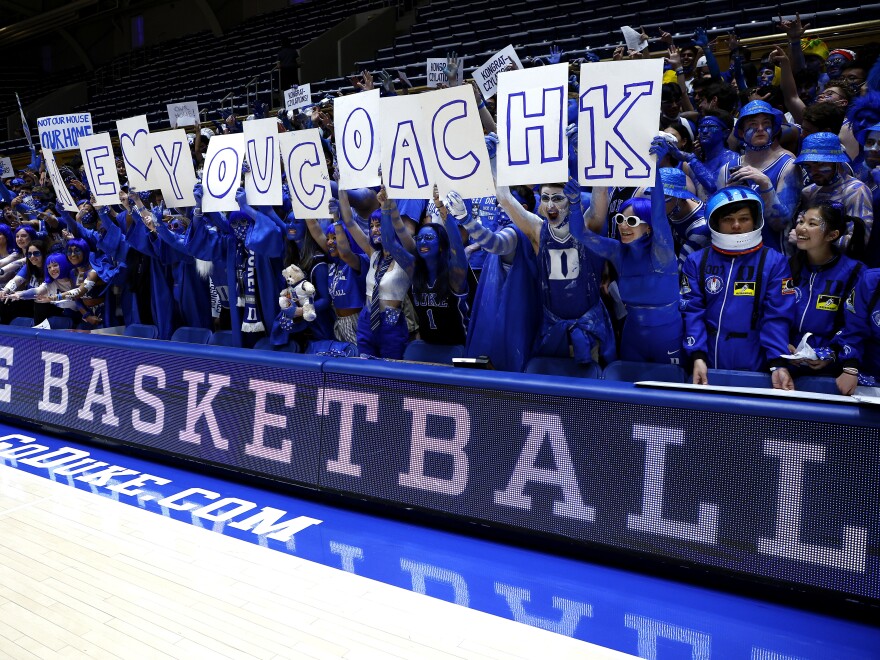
[{"x1": 0, "y1": 464, "x2": 636, "y2": 659}]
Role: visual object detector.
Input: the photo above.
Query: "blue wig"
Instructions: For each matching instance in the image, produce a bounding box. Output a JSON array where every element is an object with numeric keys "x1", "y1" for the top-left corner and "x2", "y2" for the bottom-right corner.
[
  {"x1": 0, "y1": 223, "x2": 16, "y2": 252},
  {"x1": 619, "y1": 197, "x2": 654, "y2": 227},
  {"x1": 65, "y1": 237, "x2": 91, "y2": 265},
  {"x1": 44, "y1": 253, "x2": 73, "y2": 284},
  {"x1": 15, "y1": 225, "x2": 37, "y2": 243}
]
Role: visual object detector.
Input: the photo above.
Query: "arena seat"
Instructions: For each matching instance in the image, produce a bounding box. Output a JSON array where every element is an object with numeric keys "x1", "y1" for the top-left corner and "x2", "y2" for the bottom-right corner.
[
  {"x1": 403, "y1": 340, "x2": 465, "y2": 365},
  {"x1": 9, "y1": 317, "x2": 34, "y2": 327},
  {"x1": 602, "y1": 360, "x2": 687, "y2": 383},
  {"x1": 525, "y1": 357, "x2": 602, "y2": 379},
  {"x1": 170, "y1": 326, "x2": 212, "y2": 345},
  {"x1": 705, "y1": 369, "x2": 773, "y2": 388},
  {"x1": 208, "y1": 330, "x2": 235, "y2": 347},
  {"x1": 46, "y1": 317, "x2": 73, "y2": 330},
  {"x1": 794, "y1": 376, "x2": 841, "y2": 395},
  {"x1": 123, "y1": 323, "x2": 159, "y2": 339}
]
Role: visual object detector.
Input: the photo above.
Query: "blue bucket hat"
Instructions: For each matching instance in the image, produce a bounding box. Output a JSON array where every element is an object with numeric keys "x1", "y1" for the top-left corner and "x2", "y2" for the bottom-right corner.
[
  {"x1": 10, "y1": 177, "x2": 25, "y2": 186},
  {"x1": 734, "y1": 100, "x2": 781, "y2": 140},
  {"x1": 656, "y1": 167, "x2": 700, "y2": 201},
  {"x1": 794, "y1": 132, "x2": 850, "y2": 164}
]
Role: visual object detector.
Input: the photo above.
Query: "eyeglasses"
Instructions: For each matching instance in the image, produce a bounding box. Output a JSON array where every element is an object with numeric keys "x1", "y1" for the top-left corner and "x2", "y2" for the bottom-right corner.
[
  {"x1": 817, "y1": 89, "x2": 843, "y2": 100},
  {"x1": 540, "y1": 194, "x2": 566, "y2": 204},
  {"x1": 27, "y1": 250, "x2": 41, "y2": 258},
  {"x1": 613, "y1": 214, "x2": 647, "y2": 227}
]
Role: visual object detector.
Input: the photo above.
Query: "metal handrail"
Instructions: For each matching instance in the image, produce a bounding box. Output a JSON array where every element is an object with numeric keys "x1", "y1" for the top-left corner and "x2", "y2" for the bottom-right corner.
[{"x1": 246, "y1": 64, "x2": 282, "y2": 116}]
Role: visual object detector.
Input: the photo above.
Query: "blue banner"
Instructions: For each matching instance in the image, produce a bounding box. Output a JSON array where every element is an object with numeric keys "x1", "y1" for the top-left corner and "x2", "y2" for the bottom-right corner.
[{"x1": 0, "y1": 326, "x2": 877, "y2": 604}]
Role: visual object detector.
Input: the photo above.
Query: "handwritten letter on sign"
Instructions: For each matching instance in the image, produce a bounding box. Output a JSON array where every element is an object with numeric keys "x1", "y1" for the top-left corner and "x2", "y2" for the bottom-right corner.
[
  {"x1": 578, "y1": 59, "x2": 662, "y2": 186},
  {"x1": 43, "y1": 149, "x2": 78, "y2": 212},
  {"x1": 166, "y1": 101, "x2": 200, "y2": 129},
  {"x1": 149, "y1": 129, "x2": 197, "y2": 207},
  {"x1": 279, "y1": 129, "x2": 330, "y2": 218},
  {"x1": 335, "y1": 89, "x2": 381, "y2": 189},
  {"x1": 474, "y1": 45, "x2": 523, "y2": 99},
  {"x1": 284, "y1": 84, "x2": 312, "y2": 111},
  {"x1": 496, "y1": 63, "x2": 568, "y2": 186},
  {"x1": 116, "y1": 115, "x2": 156, "y2": 191},
  {"x1": 37, "y1": 113, "x2": 93, "y2": 151},
  {"x1": 242, "y1": 118, "x2": 282, "y2": 206},
  {"x1": 202, "y1": 134, "x2": 245, "y2": 213},
  {"x1": 79, "y1": 133, "x2": 122, "y2": 207},
  {"x1": 379, "y1": 87, "x2": 494, "y2": 200}
]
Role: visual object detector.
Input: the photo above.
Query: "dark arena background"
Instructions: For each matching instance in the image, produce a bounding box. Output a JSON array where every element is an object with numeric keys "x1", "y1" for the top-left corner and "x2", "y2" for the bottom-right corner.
[{"x1": 2, "y1": 0, "x2": 880, "y2": 656}]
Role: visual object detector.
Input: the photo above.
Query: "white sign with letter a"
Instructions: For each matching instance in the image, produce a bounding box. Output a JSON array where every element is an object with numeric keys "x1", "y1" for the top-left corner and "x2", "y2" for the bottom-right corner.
[
  {"x1": 243, "y1": 118, "x2": 282, "y2": 206},
  {"x1": 578, "y1": 59, "x2": 662, "y2": 186},
  {"x1": 149, "y1": 129, "x2": 197, "y2": 207},
  {"x1": 202, "y1": 134, "x2": 245, "y2": 213},
  {"x1": 379, "y1": 87, "x2": 494, "y2": 199},
  {"x1": 79, "y1": 133, "x2": 122, "y2": 207},
  {"x1": 334, "y1": 89, "x2": 381, "y2": 189},
  {"x1": 279, "y1": 128, "x2": 330, "y2": 218},
  {"x1": 496, "y1": 63, "x2": 568, "y2": 186}
]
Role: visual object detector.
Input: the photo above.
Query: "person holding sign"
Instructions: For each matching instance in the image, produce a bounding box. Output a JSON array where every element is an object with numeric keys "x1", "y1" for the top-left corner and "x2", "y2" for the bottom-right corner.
[
  {"x1": 380, "y1": 185, "x2": 471, "y2": 348},
  {"x1": 572, "y1": 172, "x2": 683, "y2": 364},
  {"x1": 497, "y1": 179, "x2": 615, "y2": 366},
  {"x1": 336, "y1": 187, "x2": 411, "y2": 359}
]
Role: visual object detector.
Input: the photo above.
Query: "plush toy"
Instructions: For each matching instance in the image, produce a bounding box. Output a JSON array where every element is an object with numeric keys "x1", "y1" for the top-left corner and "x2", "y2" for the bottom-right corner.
[{"x1": 278, "y1": 264, "x2": 316, "y2": 322}]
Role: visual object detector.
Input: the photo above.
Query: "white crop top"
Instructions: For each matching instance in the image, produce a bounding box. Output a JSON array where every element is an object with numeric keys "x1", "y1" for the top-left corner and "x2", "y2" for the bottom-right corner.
[{"x1": 365, "y1": 251, "x2": 410, "y2": 302}]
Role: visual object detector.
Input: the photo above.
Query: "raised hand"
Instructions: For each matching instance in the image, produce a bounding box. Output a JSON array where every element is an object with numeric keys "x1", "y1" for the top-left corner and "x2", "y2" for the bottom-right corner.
[
  {"x1": 328, "y1": 197, "x2": 339, "y2": 219},
  {"x1": 377, "y1": 70, "x2": 396, "y2": 94},
  {"x1": 778, "y1": 12, "x2": 808, "y2": 40},
  {"x1": 665, "y1": 43, "x2": 682, "y2": 70},
  {"x1": 235, "y1": 187, "x2": 248, "y2": 207},
  {"x1": 484, "y1": 132, "x2": 499, "y2": 159},
  {"x1": 693, "y1": 27, "x2": 709, "y2": 49},
  {"x1": 547, "y1": 45, "x2": 562, "y2": 64},
  {"x1": 443, "y1": 51, "x2": 461, "y2": 86},
  {"x1": 563, "y1": 177, "x2": 580, "y2": 203},
  {"x1": 659, "y1": 28, "x2": 674, "y2": 46},
  {"x1": 443, "y1": 191, "x2": 468, "y2": 220}
]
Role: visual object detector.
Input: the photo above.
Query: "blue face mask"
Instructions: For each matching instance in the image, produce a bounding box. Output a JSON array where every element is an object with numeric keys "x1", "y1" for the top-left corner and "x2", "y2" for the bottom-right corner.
[{"x1": 286, "y1": 220, "x2": 305, "y2": 242}]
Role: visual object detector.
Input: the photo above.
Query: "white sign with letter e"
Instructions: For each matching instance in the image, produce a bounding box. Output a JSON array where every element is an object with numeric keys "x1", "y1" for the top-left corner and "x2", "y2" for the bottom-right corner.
[
  {"x1": 496, "y1": 63, "x2": 568, "y2": 186},
  {"x1": 79, "y1": 133, "x2": 122, "y2": 207},
  {"x1": 578, "y1": 59, "x2": 662, "y2": 186}
]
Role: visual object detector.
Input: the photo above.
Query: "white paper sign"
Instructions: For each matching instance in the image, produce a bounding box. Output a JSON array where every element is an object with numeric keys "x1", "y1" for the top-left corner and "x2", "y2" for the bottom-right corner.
[
  {"x1": 334, "y1": 89, "x2": 381, "y2": 189},
  {"x1": 243, "y1": 118, "x2": 282, "y2": 206},
  {"x1": 578, "y1": 59, "x2": 663, "y2": 186},
  {"x1": 43, "y1": 149, "x2": 78, "y2": 212},
  {"x1": 284, "y1": 84, "x2": 312, "y2": 111},
  {"x1": 426, "y1": 58, "x2": 463, "y2": 88},
  {"x1": 621, "y1": 26, "x2": 648, "y2": 53},
  {"x1": 279, "y1": 129, "x2": 331, "y2": 218},
  {"x1": 379, "y1": 87, "x2": 495, "y2": 199},
  {"x1": 202, "y1": 134, "x2": 245, "y2": 212},
  {"x1": 37, "y1": 113, "x2": 93, "y2": 151},
  {"x1": 79, "y1": 133, "x2": 122, "y2": 207},
  {"x1": 0, "y1": 157, "x2": 13, "y2": 179},
  {"x1": 166, "y1": 101, "x2": 200, "y2": 129},
  {"x1": 474, "y1": 45, "x2": 523, "y2": 99},
  {"x1": 116, "y1": 115, "x2": 158, "y2": 191},
  {"x1": 149, "y1": 129, "x2": 197, "y2": 207},
  {"x1": 496, "y1": 63, "x2": 569, "y2": 186}
]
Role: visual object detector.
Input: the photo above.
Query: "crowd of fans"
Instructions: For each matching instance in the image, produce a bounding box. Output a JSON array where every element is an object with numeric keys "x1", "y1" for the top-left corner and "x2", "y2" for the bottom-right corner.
[{"x1": 2, "y1": 14, "x2": 880, "y2": 396}]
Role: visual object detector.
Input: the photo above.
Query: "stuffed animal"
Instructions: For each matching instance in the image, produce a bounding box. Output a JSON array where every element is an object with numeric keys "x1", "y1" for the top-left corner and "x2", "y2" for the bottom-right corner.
[{"x1": 279, "y1": 264, "x2": 316, "y2": 321}]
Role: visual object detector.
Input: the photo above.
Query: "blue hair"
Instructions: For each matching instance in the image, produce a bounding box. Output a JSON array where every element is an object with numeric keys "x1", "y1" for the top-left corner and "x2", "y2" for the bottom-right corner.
[
  {"x1": 0, "y1": 223, "x2": 16, "y2": 252},
  {"x1": 619, "y1": 197, "x2": 653, "y2": 226},
  {"x1": 65, "y1": 237, "x2": 91, "y2": 264},
  {"x1": 44, "y1": 253, "x2": 73, "y2": 283},
  {"x1": 16, "y1": 225, "x2": 37, "y2": 243}
]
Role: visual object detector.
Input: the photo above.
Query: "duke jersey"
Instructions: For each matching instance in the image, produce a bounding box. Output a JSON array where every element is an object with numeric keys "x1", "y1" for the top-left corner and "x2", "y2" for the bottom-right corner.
[
  {"x1": 538, "y1": 222, "x2": 604, "y2": 320},
  {"x1": 411, "y1": 281, "x2": 469, "y2": 345}
]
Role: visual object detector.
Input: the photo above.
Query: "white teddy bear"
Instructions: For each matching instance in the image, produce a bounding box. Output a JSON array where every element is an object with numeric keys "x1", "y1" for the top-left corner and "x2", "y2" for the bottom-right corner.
[{"x1": 278, "y1": 264, "x2": 316, "y2": 322}]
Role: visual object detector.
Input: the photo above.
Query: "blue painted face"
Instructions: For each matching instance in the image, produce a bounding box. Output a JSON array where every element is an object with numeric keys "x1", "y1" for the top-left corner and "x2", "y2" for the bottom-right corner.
[
  {"x1": 286, "y1": 217, "x2": 306, "y2": 242},
  {"x1": 697, "y1": 120, "x2": 724, "y2": 148},
  {"x1": 416, "y1": 227, "x2": 440, "y2": 260},
  {"x1": 369, "y1": 218, "x2": 382, "y2": 248}
]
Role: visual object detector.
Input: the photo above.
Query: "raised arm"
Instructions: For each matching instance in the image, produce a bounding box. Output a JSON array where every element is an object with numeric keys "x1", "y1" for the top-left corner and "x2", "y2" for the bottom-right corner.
[
  {"x1": 434, "y1": 186, "x2": 468, "y2": 294},
  {"x1": 338, "y1": 188, "x2": 373, "y2": 255},
  {"x1": 769, "y1": 46, "x2": 805, "y2": 124},
  {"x1": 328, "y1": 198, "x2": 361, "y2": 271},
  {"x1": 377, "y1": 188, "x2": 414, "y2": 277},
  {"x1": 497, "y1": 184, "x2": 542, "y2": 252}
]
